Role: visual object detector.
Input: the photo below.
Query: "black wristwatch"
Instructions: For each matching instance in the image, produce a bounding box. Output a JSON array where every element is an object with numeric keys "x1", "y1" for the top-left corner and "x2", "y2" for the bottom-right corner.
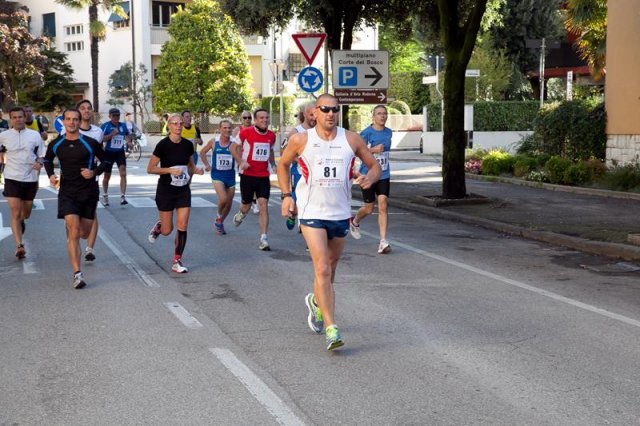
[{"x1": 281, "y1": 192, "x2": 292, "y2": 200}]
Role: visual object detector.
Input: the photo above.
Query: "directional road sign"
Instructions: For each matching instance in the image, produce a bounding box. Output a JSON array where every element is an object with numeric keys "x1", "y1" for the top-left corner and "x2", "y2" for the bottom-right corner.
[
  {"x1": 334, "y1": 89, "x2": 387, "y2": 105},
  {"x1": 332, "y1": 50, "x2": 389, "y2": 90},
  {"x1": 54, "y1": 115, "x2": 64, "y2": 133},
  {"x1": 292, "y1": 33, "x2": 326, "y2": 65},
  {"x1": 297, "y1": 66, "x2": 323, "y2": 93}
]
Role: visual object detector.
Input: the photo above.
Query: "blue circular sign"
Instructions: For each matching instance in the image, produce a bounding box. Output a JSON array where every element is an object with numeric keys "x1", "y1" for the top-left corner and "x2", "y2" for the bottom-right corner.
[
  {"x1": 297, "y1": 66, "x2": 323, "y2": 93},
  {"x1": 54, "y1": 115, "x2": 64, "y2": 133}
]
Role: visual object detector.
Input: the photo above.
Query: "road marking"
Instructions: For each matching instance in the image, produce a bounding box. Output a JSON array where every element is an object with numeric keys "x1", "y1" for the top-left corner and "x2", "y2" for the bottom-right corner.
[
  {"x1": 32, "y1": 199, "x2": 45, "y2": 210},
  {"x1": 164, "y1": 302, "x2": 203, "y2": 329},
  {"x1": 210, "y1": 348, "x2": 305, "y2": 426},
  {"x1": 126, "y1": 197, "x2": 157, "y2": 208},
  {"x1": 191, "y1": 197, "x2": 215, "y2": 208},
  {"x1": 98, "y1": 228, "x2": 160, "y2": 287},
  {"x1": 22, "y1": 260, "x2": 38, "y2": 274},
  {"x1": 365, "y1": 230, "x2": 640, "y2": 329}
]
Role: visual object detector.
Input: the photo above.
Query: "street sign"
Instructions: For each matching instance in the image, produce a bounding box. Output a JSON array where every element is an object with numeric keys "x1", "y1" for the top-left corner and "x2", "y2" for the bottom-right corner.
[
  {"x1": 422, "y1": 76, "x2": 438, "y2": 85},
  {"x1": 292, "y1": 33, "x2": 326, "y2": 65},
  {"x1": 334, "y1": 89, "x2": 387, "y2": 105},
  {"x1": 54, "y1": 115, "x2": 63, "y2": 133},
  {"x1": 332, "y1": 50, "x2": 389, "y2": 89},
  {"x1": 465, "y1": 69, "x2": 480, "y2": 77},
  {"x1": 297, "y1": 66, "x2": 323, "y2": 93}
]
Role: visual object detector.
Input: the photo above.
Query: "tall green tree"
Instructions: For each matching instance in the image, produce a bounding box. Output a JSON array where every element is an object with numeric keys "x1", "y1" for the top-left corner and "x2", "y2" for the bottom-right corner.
[
  {"x1": 19, "y1": 46, "x2": 75, "y2": 110},
  {"x1": 0, "y1": 2, "x2": 47, "y2": 107},
  {"x1": 107, "y1": 61, "x2": 152, "y2": 123},
  {"x1": 55, "y1": 0, "x2": 127, "y2": 112},
  {"x1": 564, "y1": 0, "x2": 606, "y2": 79},
  {"x1": 153, "y1": 0, "x2": 253, "y2": 115}
]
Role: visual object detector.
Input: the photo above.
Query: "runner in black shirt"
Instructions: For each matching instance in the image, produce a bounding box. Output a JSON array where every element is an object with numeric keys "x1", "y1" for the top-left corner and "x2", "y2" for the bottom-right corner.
[{"x1": 43, "y1": 108, "x2": 110, "y2": 289}]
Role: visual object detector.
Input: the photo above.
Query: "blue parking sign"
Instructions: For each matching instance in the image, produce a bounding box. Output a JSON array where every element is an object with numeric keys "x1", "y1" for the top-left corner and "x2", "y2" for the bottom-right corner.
[{"x1": 339, "y1": 67, "x2": 358, "y2": 86}]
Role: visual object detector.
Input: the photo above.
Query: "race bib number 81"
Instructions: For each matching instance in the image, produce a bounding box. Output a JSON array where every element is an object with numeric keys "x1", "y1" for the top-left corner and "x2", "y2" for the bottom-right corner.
[{"x1": 313, "y1": 157, "x2": 345, "y2": 188}]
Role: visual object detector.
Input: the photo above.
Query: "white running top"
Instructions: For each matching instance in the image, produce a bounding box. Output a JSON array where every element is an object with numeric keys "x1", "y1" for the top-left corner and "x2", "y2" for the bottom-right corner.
[{"x1": 0, "y1": 128, "x2": 46, "y2": 182}]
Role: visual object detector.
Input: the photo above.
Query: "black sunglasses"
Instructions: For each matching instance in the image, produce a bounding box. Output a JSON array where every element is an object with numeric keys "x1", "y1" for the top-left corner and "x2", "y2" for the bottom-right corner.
[
  {"x1": 242, "y1": 116, "x2": 251, "y2": 119},
  {"x1": 317, "y1": 105, "x2": 340, "y2": 113}
]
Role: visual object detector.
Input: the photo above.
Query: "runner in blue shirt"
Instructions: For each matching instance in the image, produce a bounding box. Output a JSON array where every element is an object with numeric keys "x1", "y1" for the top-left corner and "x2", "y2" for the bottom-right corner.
[
  {"x1": 350, "y1": 105, "x2": 393, "y2": 254},
  {"x1": 100, "y1": 108, "x2": 131, "y2": 206}
]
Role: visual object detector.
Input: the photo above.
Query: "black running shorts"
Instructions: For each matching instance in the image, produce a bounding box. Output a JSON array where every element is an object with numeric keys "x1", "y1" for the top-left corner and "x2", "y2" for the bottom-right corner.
[
  {"x1": 239, "y1": 174, "x2": 270, "y2": 204},
  {"x1": 57, "y1": 192, "x2": 98, "y2": 220},
  {"x1": 103, "y1": 150, "x2": 127, "y2": 173},
  {"x1": 2, "y1": 179, "x2": 38, "y2": 201},
  {"x1": 361, "y1": 178, "x2": 390, "y2": 204},
  {"x1": 155, "y1": 187, "x2": 191, "y2": 212}
]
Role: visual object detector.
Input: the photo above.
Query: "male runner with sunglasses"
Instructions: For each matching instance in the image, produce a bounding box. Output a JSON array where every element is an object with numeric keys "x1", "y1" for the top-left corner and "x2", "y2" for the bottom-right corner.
[{"x1": 277, "y1": 94, "x2": 381, "y2": 350}]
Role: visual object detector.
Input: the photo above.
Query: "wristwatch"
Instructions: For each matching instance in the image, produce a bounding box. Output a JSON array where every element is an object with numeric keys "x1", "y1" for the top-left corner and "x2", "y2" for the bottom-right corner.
[{"x1": 281, "y1": 192, "x2": 292, "y2": 200}]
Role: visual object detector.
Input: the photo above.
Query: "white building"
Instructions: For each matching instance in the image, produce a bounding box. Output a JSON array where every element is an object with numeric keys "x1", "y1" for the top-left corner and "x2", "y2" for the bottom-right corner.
[{"x1": 19, "y1": 0, "x2": 377, "y2": 118}]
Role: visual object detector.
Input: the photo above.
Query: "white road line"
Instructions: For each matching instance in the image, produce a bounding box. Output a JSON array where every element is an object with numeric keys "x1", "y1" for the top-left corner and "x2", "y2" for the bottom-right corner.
[
  {"x1": 191, "y1": 197, "x2": 216, "y2": 208},
  {"x1": 31, "y1": 199, "x2": 45, "y2": 210},
  {"x1": 98, "y1": 228, "x2": 160, "y2": 288},
  {"x1": 364, "y1": 230, "x2": 640, "y2": 329},
  {"x1": 22, "y1": 260, "x2": 38, "y2": 274},
  {"x1": 210, "y1": 348, "x2": 305, "y2": 426},
  {"x1": 164, "y1": 302, "x2": 203, "y2": 329}
]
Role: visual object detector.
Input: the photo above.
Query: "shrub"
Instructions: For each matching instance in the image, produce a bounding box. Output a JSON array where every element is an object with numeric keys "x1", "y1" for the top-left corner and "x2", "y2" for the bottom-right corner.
[
  {"x1": 513, "y1": 155, "x2": 538, "y2": 177},
  {"x1": 260, "y1": 96, "x2": 296, "y2": 126},
  {"x1": 465, "y1": 147, "x2": 489, "y2": 162},
  {"x1": 145, "y1": 120, "x2": 161, "y2": 133},
  {"x1": 600, "y1": 163, "x2": 640, "y2": 191},
  {"x1": 585, "y1": 158, "x2": 607, "y2": 180},
  {"x1": 465, "y1": 159, "x2": 482, "y2": 174},
  {"x1": 564, "y1": 162, "x2": 592, "y2": 185},
  {"x1": 481, "y1": 150, "x2": 515, "y2": 176},
  {"x1": 545, "y1": 155, "x2": 573, "y2": 184},
  {"x1": 427, "y1": 101, "x2": 538, "y2": 132},
  {"x1": 526, "y1": 170, "x2": 550, "y2": 183}
]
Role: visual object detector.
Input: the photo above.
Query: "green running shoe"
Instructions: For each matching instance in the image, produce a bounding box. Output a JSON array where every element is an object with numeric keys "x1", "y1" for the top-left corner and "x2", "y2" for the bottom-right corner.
[
  {"x1": 325, "y1": 325, "x2": 344, "y2": 351},
  {"x1": 305, "y1": 293, "x2": 324, "y2": 333}
]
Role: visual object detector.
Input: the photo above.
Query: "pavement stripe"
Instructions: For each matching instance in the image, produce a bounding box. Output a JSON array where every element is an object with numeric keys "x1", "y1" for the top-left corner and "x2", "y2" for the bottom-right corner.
[
  {"x1": 31, "y1": 199, "x2": 45, "y2": 210},
  {"x1": 210, "y1": 347, "x2": 305, "y2": 426},
  {"x1": 362, "y1": 230, "x2": 640, "y2": 330},
  {"x1": 164, "y1": 302, "x2": 203, "y2": 329},
  {"x1": 98, "y1": 228, "x2": 160, "y2": 288},
  {"x1": 22, "y1": 260, "x2": 38, "y2": 274}
]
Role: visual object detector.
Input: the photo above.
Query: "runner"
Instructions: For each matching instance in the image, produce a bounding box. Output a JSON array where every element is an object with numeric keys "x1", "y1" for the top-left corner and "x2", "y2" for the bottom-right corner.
[
  {"x1": 23, "y1": 105, "x2": 48, "y2": 141},
  {"x1": 100, "y1": 108, "x2": 131, "y2": 206},
  {"x1": 282, "y1": 102, "x2": 315, "y2": 230},
  {"x1": 43, "y1": 108, "x2": 110, "y2": 289},
  {"x1": 181, "y1": 110, "x2": 203, "y2": 166},
  {"x1": 147, "y1": 113, "x2": 204, "y2": 273},
  {"x1": 234, "y1": 110, "x2": 260, "y2": 215},
  {"x1": 230, "y1": 108, "x2": 277, "y2": 251},
  {"x1": 277, "y1": 94, "x2": 381, "y2": 350},
  {"x1": 200, "y1": 119, "x2": 235, "y2": 235},
  {"x1": 0, "y1": 107, "x2": 46, "y2": 259},
  {"x1": 0, "y1": 109, "x2": 8, "y2": 185},
  {"x1": 350, "y1": 105, "x2": 393, "y2": 253}
]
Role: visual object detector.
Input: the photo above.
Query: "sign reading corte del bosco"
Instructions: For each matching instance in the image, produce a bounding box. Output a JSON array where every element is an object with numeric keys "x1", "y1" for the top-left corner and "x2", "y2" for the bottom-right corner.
[{"x1": 332, "y1": 50, "x2": 389, "y2": 89}]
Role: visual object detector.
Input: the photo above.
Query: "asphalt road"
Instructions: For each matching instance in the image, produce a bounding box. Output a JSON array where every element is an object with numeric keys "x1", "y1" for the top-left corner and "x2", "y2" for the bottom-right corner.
[{"x1": 1, "y1": 161, "x2": 640, "y2": 425}]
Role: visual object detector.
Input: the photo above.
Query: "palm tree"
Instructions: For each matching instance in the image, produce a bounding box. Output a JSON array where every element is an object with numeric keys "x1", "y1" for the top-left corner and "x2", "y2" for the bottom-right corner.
[
  {"x1": 564, "y1": 0, "x2": 607, "y2": 79},
  {"x1": 55, "y1": 0, "x2": 125, "y2": 112}
]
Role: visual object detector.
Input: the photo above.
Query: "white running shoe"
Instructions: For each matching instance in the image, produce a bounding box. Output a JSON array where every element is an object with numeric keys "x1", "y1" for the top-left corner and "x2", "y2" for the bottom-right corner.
[
  {"x1": 259, "y1": 236, "x2": 270, "y2": 251},
  {"x1": 102, "y1": 194, "x2": 109, "y2": 206},
  {"x1": 233, "y1": 210, "x2": 246, "y2": 227},
  {"x1": 171, "y1": 259, "x2": 188, "y2": 273},
  {"x1": 73, "y1": 271, "x2": 86, "y2": 289},
  {"x1": 148, "y1": 220, "x2": 161, "y2": 243},
  {"x1": 84, "y1": 247, "x2": 96, "y2": 261},
  {"x1": 349, "y1": 217, "x2": 361, "y2": 239},
  {"x1": 378, "y1": 239, "x2": 391, "y2": 254},
  {"x1": 252, "y1": 202, "x2": 260, "y2": 214}
]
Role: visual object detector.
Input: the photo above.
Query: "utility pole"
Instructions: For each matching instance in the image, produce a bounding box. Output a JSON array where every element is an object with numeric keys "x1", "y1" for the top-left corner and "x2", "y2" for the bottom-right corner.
[
  {"x1": 130, "y1": 0, "x2": 137, "y2": 124},
  {"x1": 539, "y1": 37, "x2": 546, "y2": 108}
]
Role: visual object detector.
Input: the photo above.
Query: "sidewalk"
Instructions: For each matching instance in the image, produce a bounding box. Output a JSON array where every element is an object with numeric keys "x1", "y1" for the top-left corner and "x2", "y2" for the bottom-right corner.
[{"x1": 352, "y1": 152, "x2": 640, "y2": 262}]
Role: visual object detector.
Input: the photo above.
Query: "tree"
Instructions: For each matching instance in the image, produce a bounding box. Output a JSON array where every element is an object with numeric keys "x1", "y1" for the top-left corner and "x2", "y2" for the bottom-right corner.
[
  {"x1": 55, "y1": 0, "x2": 126, "y2": 112},
  {"x1": 107, "y1": 62, "x2": 152, "y2": 124},
  {"x1": 464, "y1": 37, "x2": 512, "y2": 101},
  {"x1": 0, "y1": 2, "x2": 47, "y2": 107},
  {"x1": 153, "y1": 0, "x2": 254, "y2": 115},
  {"x1": 564, "y1": 0, "x2": 606, "y2": 79},
  {"x1": 19, "y1": 46, "x2": 75, "y2": 110}
]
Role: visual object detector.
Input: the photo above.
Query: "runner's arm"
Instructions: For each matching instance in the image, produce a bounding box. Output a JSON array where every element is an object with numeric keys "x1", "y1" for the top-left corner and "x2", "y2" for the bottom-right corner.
[
  {"x1": 350, "y1": 132, "x2": 380, "y2": 189},
  {"x1": 200, "y1": 139, "x2": 214, "y2": 171}
]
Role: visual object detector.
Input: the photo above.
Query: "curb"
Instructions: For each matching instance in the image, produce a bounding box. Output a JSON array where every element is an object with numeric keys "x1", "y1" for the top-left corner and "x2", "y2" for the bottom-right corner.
[{"x1": 351, "y1": 189, "x2": 640, "y2": 262}]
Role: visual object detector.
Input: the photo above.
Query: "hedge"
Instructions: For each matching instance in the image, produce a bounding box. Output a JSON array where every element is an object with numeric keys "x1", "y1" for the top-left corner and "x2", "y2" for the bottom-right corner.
[{"x1": 426, "y1": 101, "x2": 539, "y2": 131}]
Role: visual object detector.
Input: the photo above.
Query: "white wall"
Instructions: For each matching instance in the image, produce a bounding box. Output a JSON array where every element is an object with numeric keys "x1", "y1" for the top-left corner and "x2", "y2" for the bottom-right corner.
[{"x1": 420, "y1": 131, "x2": 533, "y2": 155}]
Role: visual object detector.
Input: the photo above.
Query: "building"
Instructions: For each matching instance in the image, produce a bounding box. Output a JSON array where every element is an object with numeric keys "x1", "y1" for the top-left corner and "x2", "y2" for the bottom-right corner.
[{"x1": 19, "y1": 0, "x2": 376, "y2": 119}]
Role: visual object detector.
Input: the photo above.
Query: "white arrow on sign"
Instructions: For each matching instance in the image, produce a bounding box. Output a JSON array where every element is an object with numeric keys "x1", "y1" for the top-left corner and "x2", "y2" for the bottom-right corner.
[
  {"x1": 378, "y1": 92, "x2": 386, "y2": 102},
  {"x1": 0, "y1": 212, "x2": 13, "y2": 242}
]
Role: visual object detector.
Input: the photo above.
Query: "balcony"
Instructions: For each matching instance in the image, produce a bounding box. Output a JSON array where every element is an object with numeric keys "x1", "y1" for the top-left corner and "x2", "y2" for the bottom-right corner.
[{"x1": 150, "y1": 26, "x2": 170, "y2": 45}]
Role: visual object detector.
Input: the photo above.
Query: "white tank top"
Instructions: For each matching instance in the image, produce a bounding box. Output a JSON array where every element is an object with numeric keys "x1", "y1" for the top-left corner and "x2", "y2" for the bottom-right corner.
[{"x1": 296, "y1": 127, "x2": 355, "y2": 220}]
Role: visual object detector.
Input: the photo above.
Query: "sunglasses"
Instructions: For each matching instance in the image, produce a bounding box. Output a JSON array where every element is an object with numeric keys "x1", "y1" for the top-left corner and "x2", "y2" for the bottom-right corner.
[
  {"x1": 242, "y1": 116, "x2": 251, "y2": 119},
  {"x1": 317, "y1": 105, "x2": 340, "y2": 114},
  {"x1": 169, "y1": 120, "x2": 183, "y2": 125}
]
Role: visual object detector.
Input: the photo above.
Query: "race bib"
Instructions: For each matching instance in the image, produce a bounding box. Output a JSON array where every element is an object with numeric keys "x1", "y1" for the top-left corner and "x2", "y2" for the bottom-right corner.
[
  {"x1": 170, "y1": 165, "x2": 190, "y2": 187},
  {"x1": 252, "y1": 142, "x2": 270, "y2": 162},
  {"x1": 111, "y1": 134, "x2": 125, "y2": 150},
  {"x1": 313, "y1": 156, "x2": 345, "y2": 188},
  {"x1": 216, "y1": 153, "x2": 233, "y2": 171},
  {"x1": 374, "y1": 151, "x2": 389, "y2": 171}
]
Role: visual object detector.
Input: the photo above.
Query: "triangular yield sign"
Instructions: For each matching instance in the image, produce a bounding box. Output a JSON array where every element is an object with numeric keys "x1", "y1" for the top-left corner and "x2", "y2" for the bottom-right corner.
[{"x1": 292, "y1": 33, "x2": 326, "y2": 65}]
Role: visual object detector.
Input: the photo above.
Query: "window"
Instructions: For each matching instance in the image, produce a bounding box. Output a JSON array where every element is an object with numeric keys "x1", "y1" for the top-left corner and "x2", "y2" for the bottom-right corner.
[
  {"x1": 113, "y1": 18, "x2": 130, "y2": 29},
  {"x1": 42, "y1": 13, "x2": 56, "y2": 37},
  {"x1": 152, "y1": 2, "x2": 180, "y2": 27},
  {"x1": 288, "y1": 53, "x2": 306, "y2": 76},
  {"x1": 108, "y1": 2, "x2": 130, "y2": 29},
  {"x1": 65, "y1": 41, "x2": 84, "y2": 52},
  {"x1": 64, "y1": 24, "x2": 83, "y2": 36}
]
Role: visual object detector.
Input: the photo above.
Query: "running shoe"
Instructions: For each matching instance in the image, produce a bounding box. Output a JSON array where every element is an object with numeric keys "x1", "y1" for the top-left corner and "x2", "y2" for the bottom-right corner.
[
  {"x1": 349, "y1": 217, "x2": 361, "y2": 239},
  {"x1": 171, "y1": 259, "x2": 188, "y2": 273},
  {"x1": 15, "y1": 244, "x2": 26, "y2": 260},
  {"x1": 120, "y1": 195, "x2": 128, "y2": 205},
  {"x1": 325, "y1": 325, "x2": 344, "y2": 351},
  {"x1": 259, "y1": 236, "x2": 270, "y2": 251},
  {"x1": 214, "y1": 217, "x2": 227, "y2": 235},
  {"x1": 252, "y1": 202, "x2": 260, "y2": 214},
  {"x1": 84, "y1": 247, "x2": 96, "y2": 261},
  {"x1": 286, "y1": 214, "x2": 296, "y2": 231},
  {"x1": 73, "y1": 271, "x2": 86, "y2": 289},
  {"x1": 233, "y1": 210, "x2": 246, "y2": 227},
  {"x1": 148, "y1": 220, "x2": 161, "y2": 243},
  {"x1": 378, "y1": 239, "x2": 391, "y2": 254},
  {"x1": 102, "y1": 194, "x2": 109, "y2": 206},
  {"x1": 304, "y1": 293, "x2": 324, "y2": 333}
]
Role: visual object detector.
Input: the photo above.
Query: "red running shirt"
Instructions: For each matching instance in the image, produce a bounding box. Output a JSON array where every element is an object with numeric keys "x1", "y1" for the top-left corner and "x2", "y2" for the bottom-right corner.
[{"x1": 237, "y1": 126, "x2": 276, "y2": 177}]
